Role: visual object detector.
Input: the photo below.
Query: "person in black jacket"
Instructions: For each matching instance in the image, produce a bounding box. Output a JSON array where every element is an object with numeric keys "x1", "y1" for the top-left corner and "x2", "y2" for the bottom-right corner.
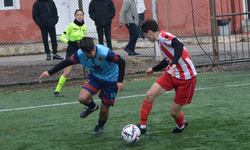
[
  {"x1": 89, "y1": 0, "x2": 115, "y2": 49},
  {"x1": 32, "y1": 0, "x2": 63, "y2": 60}
]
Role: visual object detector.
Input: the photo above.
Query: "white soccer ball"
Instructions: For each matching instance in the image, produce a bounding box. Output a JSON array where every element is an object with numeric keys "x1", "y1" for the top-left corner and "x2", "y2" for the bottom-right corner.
[{"x1": 121, "y1": 124, "x2": 141, "y2": 143}]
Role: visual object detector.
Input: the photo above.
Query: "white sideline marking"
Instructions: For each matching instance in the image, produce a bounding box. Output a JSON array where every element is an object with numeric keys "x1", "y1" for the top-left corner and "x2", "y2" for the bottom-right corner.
[{"x1": 0, "y1": 83, "x2": 249, "y2": 112}]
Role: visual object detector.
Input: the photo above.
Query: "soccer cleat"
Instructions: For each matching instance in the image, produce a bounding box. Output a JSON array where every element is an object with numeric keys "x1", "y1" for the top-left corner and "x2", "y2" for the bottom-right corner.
[
  {"x1": 53, "y1": 54, "x2": 63, "y2": 60},
  {"x1": 138, "y1": 124, "x2": 146, "y2": 135},
  {"x1": 79, "y1": 105, "x2": 99, "y2": 118},
  {"x1": 54, "y1": 91, "x2": 61, "y2": 97},
  {"x1": 92, "y1": 125, "x2": 104, "y2": 135},
  {"x1": 172, "y1": 120, "x2": 188, "y2": 133},
  {"x1": 46, "y1": 54, "x2": 51, "y2": 60}
]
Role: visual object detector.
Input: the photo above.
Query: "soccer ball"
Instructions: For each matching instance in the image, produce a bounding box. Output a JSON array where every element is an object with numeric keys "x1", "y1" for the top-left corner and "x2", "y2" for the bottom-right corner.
[{"x1": 121, "y1": 124, "x2": 141, "y2": 143}]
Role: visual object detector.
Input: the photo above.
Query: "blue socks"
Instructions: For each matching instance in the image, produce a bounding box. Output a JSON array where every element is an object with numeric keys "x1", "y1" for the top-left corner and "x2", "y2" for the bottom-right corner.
[
  {"x1": 98, "y1": 119, "x2": 107, "y2": 127},
  {"x1": 86, "y1": 99, "x2": 96, "y2": 110}
]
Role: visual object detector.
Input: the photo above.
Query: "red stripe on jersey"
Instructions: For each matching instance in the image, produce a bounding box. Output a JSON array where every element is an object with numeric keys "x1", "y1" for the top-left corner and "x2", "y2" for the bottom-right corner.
[
  {"x1": 180, "y1": 48, "x2": 196, "y2": 78},
  {"x1": 164, "y1": 34, "x2": 174, "y2": 42},
  {"x1": 185, "y1": 55, "x2": 196, "y2": 77},
  {"x1": 160, "y1": 42, "x2": 173, "y2": 61},
  {"x1": 83, "y1": 83, "x2": 99, "y2": 94},
  {"x1": 160, "y1": 31, "x2": 175, "y2": 46},
  {"x1": 177, "y1": 63, "x2": 185, "y2": 80},
  {"x1": 159, "y1": 31, "x2": 197, "y2": 80},
  {"x1": 178, "y1": 50, "x2": 190, "y2": 80},
  {"x1": 99, "y1": 92, "x2": 114, "y2": 105},
  {"x1": 70, "y1": 55, "x2": 78, "y2": 64},
  {"x1": 111, "y1": 54, "x2": 119, "y2": 63}
]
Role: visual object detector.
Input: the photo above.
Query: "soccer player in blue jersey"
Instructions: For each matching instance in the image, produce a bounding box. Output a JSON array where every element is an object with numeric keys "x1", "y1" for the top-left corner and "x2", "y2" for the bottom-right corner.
[{"x1": 39, "y1": 37, "x2": 125, "y2": 135}]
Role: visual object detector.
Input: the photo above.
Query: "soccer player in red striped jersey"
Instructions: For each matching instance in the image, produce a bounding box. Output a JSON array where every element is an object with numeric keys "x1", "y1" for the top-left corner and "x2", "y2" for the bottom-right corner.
[{"x1": 138, "y1": 19, "x2": 197, "y2": 134}]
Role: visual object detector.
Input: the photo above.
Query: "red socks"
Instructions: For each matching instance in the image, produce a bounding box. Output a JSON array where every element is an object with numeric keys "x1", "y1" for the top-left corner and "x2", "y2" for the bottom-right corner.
[
  {"x1": 140, "y1": 99, "x2": 153, "y2": 126},
  {"x1": 174, "y1": 111, "x2": 185, "y2": 128},
  {"x1": 140, "y1": 99, "x2": 185, "y2": 128}
]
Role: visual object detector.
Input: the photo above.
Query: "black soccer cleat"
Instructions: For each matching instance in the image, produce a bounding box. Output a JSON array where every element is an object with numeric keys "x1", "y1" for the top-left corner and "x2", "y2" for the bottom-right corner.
[
  {"x1": 79, "y1": 105, "x2": 99, "y2": 118},
  {"x1": 172, "y1": 120, "x2": 188, "y2": 133},
  {"x1": 92, "y1": 125, "x2": 104, "y2": 135},
  {"x1": 138, "y1": 124, "x2": 146, "y2": 135},
  {"x1": 54, "y1": 91, "x2": 61, "y2": 97}
]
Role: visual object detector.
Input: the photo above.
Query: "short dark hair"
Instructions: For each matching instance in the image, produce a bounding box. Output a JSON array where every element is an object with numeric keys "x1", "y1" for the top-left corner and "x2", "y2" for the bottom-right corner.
[
  {"x1": 78, "y1": 37, "x2": 94, "y2": 53},
  {"x1": 140, "y1": 19, "x2": 159, "y2": 34},
  {"x1": 75, "y1": 9, "x2": 84, "y2": 16}
]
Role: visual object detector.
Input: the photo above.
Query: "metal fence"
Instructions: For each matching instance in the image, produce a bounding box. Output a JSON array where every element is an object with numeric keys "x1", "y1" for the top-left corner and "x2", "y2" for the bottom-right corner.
[
  {"x1": 213, "y1": 0, "x2": 250, "y2": 64},
  {"x1": 1, "y1": 0, "x2": 249, "y2": 86}
]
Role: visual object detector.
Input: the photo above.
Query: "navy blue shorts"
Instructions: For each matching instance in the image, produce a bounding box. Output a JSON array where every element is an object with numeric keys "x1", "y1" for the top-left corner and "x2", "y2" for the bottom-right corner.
[{"x1": 82, "y1": 74, "x2": 118, "y2": 106}]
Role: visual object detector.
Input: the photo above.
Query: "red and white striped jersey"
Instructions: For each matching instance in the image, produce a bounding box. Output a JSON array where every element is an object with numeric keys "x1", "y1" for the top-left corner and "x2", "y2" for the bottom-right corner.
[{"x1": 158, "y1": 30, "x2": 197, "y2": 80}]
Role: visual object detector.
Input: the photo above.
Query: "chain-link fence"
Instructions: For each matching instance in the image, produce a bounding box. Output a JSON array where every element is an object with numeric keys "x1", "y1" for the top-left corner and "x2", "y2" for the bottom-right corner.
[{"x1": 0, "y1": 0, "x2": 219, "y2": 85}]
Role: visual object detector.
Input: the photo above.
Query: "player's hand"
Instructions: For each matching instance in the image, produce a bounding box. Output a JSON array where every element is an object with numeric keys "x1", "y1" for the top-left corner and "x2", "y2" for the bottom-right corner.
[
  {"x1": 119, "y1": 23, "x2": 123, "y2": 28},
  {"x1": 117, "y1": 82, "x2": 124, "y2": 92},
  {"x1": 171, "y1": 64, "x2": 176, "y2": 77},
  {"x1": 145, "y1": 68, "x2": 154, "y2": 75},
  {"x1": 39, "y1": 71, "x2": 50, "y2": 79}
]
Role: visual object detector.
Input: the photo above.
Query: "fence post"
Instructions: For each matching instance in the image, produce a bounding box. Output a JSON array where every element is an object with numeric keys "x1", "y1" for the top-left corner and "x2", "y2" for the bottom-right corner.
[
  {"x1": 210, "y1": 0, "x2": 219, "y2": 65},
  {"x1": 78, "y1": 0, "x2": 83, "y2": 10},
  {"x1": 152, "y1": 0, "x2": 161, "y2": 61},
  {"x1": 78, "y1": 0, "x2": 89, "y2": 78}
]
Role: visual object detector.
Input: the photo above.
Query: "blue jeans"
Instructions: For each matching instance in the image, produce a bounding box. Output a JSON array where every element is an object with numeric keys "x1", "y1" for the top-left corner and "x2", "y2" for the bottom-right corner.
[
  {"x1": 125, "y1": 23, "x2": 138, "y2": 52},
  {"x1": 138, "y1": 12, "x2": 145, "y2": 38}
]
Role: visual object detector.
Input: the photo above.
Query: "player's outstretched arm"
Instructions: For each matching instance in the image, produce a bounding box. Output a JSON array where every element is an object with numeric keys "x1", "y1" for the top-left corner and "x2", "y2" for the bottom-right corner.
[
  {"x1": 48, "y1": 59, "x2": 73, "y2": 75},
  {"x1": 39, "y1": 71, "x2": 50, "y2": 79},
  {"x1": 39, "y1": 60, "x2": 73, "y2": 81}
]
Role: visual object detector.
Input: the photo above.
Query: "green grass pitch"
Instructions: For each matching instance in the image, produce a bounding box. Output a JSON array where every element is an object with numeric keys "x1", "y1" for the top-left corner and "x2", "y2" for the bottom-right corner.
[{"x1": 1, "y1": 70, "x2": 250, "y2": 150}]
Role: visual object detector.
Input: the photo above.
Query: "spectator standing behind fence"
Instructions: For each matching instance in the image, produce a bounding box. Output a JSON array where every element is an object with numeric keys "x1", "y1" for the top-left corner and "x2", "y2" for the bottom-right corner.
[
  {"x1": 135, "y1": 0, "x2": 146, "y2": 40},
  {"x1": 32, "y1": 0, "x2": 63, "y2": 60},
  {"x1": 89, "y1": 0, "x2": 115, "y2": 50},
  {"x1": 119, "y1": 0, "x2": 140, "y2": 56},
  {"x1": 53, "y1": 9, "x2": 87, "y2": 98}
]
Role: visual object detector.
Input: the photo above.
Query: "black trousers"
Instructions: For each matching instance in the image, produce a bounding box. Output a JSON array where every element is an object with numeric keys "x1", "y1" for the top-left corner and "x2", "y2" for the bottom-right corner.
[
  {"x1": 40, "y1": 26, "x2": 58, "y2": 54},
  {"x1": 96, "y1": 24, "x2": 112, "y2": 49},
  {"x1": 138, "y1": 12, "x2": 146, "y2": 38}
]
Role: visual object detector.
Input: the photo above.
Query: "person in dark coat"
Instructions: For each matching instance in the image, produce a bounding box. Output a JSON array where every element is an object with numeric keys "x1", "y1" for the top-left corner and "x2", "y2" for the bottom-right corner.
[
  {"x1": 32, "y1": 0, "x2": 63, "y2": 60},
  {"x1": 89, "y1": 0, "x2": 115, "y2": 49}
]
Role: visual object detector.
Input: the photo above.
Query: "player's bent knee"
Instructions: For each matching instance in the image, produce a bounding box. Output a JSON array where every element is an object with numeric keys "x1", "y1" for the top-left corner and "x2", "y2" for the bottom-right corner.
[
  {"x1": 170, "y1": 110, "x2": 180, "y2": 118},
  {"x1": 78, "y1": 98, "x2": 85, "y2": 103},
  {"x1": 145, "y1": 92, "x2": 155, "y2": 102},
  {"x1": 170, "y1": 112, "x2": 177, "y2": 118},
  {"x1": 63, "y1": 72, "x2": 70, "y2": 78},
  {"x1": 78, "y1": 97, "x2": 89, "y2": 104}
]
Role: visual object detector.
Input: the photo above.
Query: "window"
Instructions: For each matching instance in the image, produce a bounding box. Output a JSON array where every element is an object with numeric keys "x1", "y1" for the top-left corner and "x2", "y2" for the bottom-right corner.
[{"x1": 0, "y1": 0, "x2": 20, "y2": 10}]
